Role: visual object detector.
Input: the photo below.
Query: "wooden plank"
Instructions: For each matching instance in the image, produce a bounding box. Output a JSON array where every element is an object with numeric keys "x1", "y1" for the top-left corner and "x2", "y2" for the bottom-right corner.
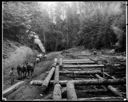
[
  {"x1": 33, "y1": 97, "x2": 123, "y2": 101},
  {"x1": 53, "y1": 84, "x2": 62, "y2": 100},
  {"x1": 67, "y1": 81, "x2": 77, "y2": 100},
  {"x1": 95, "y1": 74, "x2": 123, "y2": 97},
  {"x1": 2, "y1": 81, "x2": 25, "y2": 97},
  {"x1": 62, "y1": 64, "x2": 104, "y2": 68}
]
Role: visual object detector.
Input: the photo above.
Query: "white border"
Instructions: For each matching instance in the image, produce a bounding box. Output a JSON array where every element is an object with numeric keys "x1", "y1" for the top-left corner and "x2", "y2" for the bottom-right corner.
[
  {"x1": 1, "y1": 1, "x2": 128, "y2": 100},
  {"x1": 126, "y1": 1, "x2": 128, "y2": 100}
]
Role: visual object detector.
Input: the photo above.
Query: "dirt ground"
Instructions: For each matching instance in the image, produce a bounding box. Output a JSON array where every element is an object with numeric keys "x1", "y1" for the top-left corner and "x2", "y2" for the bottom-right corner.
[{"x1": 3, "y1": 44, "x2": 126, "y2": 101}]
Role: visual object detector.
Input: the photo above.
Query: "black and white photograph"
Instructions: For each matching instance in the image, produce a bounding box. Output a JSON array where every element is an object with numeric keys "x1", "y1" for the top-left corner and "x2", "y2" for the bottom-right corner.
[{"x1": 2, "y1": 1, "x2": 127, "y2": 101}]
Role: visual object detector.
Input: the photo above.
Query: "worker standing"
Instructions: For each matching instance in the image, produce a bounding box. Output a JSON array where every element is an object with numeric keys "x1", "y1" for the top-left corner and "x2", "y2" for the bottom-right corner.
[{"x1": 9, "y1": 67, "x2": 15, "y2": 85}]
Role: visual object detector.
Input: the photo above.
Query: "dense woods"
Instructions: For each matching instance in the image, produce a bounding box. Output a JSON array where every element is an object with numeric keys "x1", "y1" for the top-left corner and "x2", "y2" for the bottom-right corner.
[{"x1": 2, "y1": 2, "x2": 126, "y2": 52}]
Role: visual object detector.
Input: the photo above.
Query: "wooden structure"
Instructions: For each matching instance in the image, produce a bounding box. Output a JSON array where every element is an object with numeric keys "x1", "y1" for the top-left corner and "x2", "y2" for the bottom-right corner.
[{"x1": 31, "y1": 57, "x2": 126, "y2": 101}]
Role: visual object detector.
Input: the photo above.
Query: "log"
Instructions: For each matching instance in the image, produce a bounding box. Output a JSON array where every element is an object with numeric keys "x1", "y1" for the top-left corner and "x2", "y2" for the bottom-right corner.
[
  {"x1": 2, "y1": 81, "x2": 25, "y2": 97},
  {"x1": 50, "y1": 78, "x2": 125, "y2": 85},
  {"x1": 44, "y1": 87, "x2": 66, "y2": 99},
  {"x1": 108, "y1": 85, "x2": 123, "y2": 97},
  {"x1": 54, "y1": 65, "x2": 59, "y2": 84},
  {"x1": 67, "y1": 81, "x2": 77, "y2": 100},
  {"x1": 76, "y1": 88, "x2": 107, "y2": 93},
  {"x1": 41, "y1": 67, "x2": 55, "y2": 91},
  {"x1": 52, "y1": 58, "x2": 58, "y2": 67},
  {"x1": 53, "y1": 84, "x2": 62, "y2": 100},
  {"x1": 59, "y1": 58, "x2": 63, "y2": 67},
  {"x1": 103, "y1": 72, "x2": 116, "y2": 79},
  {"x1": 33, "y1": 97, "x2": 123, "y2": 101},
  {"x1": 63, "y1": 59, "x2": 93, "y2": 62},
  {"x1": 30, "y1": 80, "x2": 43, "y2": 85},
  {"x1": 95, "y1": 74, "x2": 123, "y2": 97},
  {"x1": 41, "y1": 58, "x2": 57, "y2": 90},
  {"x1": 30, "y1": 78, "x2": 125, "y2": 86},
  {"x1": 59, "y1": 70, "x2": 101, "y2": 74},
  {"x1": 63, "y1": 60, "x2": 96, "y2": 64},
  {"x1": 62, "y1": 64, "x2": 104, "y2": 68}
]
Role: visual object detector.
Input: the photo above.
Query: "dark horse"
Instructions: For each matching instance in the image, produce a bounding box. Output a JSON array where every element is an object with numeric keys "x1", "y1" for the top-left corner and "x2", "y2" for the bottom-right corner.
[
  {"x1": 17, "y1": 63, "x2": 27, "y2": 79},
  {"x1": 26, "y1": 62, "x2": 35, "y2": 78}
]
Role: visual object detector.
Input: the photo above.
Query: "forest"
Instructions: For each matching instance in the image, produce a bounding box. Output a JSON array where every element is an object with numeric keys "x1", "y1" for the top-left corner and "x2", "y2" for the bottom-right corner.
[{"x1": 3, "y1": 2, "x2": 126, "y2": 52}]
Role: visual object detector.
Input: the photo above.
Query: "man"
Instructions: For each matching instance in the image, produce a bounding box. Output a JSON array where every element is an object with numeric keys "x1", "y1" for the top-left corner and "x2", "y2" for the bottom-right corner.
[{"x1": 9, "y1": 67, "x2": 15, "y2": 85}]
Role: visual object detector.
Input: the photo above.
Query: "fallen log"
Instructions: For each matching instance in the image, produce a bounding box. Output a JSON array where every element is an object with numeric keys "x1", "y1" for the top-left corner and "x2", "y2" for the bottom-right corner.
[
  {"x1": 62, "y1": 64, "x2": 104, "y2": 68},
  {"x1": 59, "y1": 58, "x2": 63, "y2": 67},
  {"x1": 50, "y1": 78, "x2": 125, "y2": 85},
  {"x1": 95, "y1": 74, "x2": 123, "y2": 97},
  {"x1": 53, "y1": 84, "x2": 62, "y2": 100},
  {"x1": 30, "y1": 80, "x2": 43, "y2": 85},
  {"x1": 33, "y1": 97, "x2": 123, "y2": 101},
  {"x1": 103, "y1": 72, "x2": 116, "y2": 79},
  {"x1": 67, "y1": 81, "x2": 77, "y2": 100},
  {"x1": 59, "y1": 70, "x2": 101, "y2": 74},
  {"x1": 41, "y1": 58, "x2": 57, "y2": 91},
  {"x1": 41, "y1": 66, "x2": 55, "y2": 91},
  {"x1": 63, "y1": 60, "x2": 96, "y2": 64},
  {"x1": 54, "y1": 65, "x2": 59, "y2": 84},
  {"x1": 63, "y1": 59, "x2": 93, "y2": 62},
  {"x1": 44, "y1": 87, "x2": 66, "y2": 99},
  {"x1": 2, "y1": 81, "x2": 25, "y2": 97},
  {"x1": 30, "y1": 78, "x2": 125, "y2": 86}
]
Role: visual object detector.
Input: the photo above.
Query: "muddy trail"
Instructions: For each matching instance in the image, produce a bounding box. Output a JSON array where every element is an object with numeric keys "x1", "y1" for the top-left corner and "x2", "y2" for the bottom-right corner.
[{"x1": 3, "y1": 46, "x2": 126, "y2": 101}]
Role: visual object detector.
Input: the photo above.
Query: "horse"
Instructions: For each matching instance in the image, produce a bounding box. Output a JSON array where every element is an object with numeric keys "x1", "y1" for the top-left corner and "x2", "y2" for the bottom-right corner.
[
  {"x1": 17, "y1": 64, "x2": 24, "y2": 79},
  {"x1": 26, "y1": 62, "x2": 35, "y2": 78}
]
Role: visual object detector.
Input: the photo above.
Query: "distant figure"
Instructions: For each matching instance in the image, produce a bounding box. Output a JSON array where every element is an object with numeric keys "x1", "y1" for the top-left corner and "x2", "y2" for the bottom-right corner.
[
  {"x1": 36, "y1": 57, "x2": 40, "y2": 63},
  {"x1": 9, "y1": 67, "x2": 15, "y2": 85}
]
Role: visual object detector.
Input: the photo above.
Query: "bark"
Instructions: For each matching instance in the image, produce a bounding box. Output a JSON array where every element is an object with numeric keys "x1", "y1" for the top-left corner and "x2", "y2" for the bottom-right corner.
[
  {"x1": 54, "y1": 65, "x2": 59, "y2": 84},
  {"x1": 67, "y1": 81, "x2": 77, "y2": 100},
  {"x1": 42, "y1": 66, "x2": 55, "y2": 91},
  {"x1": 31, "y1": 78, "x2": 125, "y2": 86},
  {"x1": 3, "y1": 81, "x2": 25, "y2": 97},
  {"x1": 59, "y1": 70, "x2": 101, "y2": 74},
  {"x1": 59, "y1": 58, "x2": 63, "y2": 67},
  {"x1": 62, "y1": 64, "x2": 104, "y2": 68},
  {"x1": 63, "y1": 60, "x2": 95, "y2": 64},
  {"x1": 53, "y1": 84, "x2": 62, "y2": 100},
  {"x1": 95, "y1": 74, "x2": 123, "y2": 97},
  {"x1": 50, "y1": 78, "x2": 125, "y2": 85},
  {"x1": 33, "y1": 97, "x2": 123, "y2": 101}
]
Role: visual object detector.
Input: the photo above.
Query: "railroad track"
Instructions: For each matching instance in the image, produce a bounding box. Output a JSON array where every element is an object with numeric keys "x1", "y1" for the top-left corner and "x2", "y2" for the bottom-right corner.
[{"x1": 30, "y1": 57, "x2": 126, "y2": 101}]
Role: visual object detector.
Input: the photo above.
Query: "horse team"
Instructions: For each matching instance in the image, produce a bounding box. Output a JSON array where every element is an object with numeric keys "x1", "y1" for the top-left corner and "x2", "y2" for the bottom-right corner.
[{"x1": 17, "y1": 53, "x2": 45, "y2": 79}]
